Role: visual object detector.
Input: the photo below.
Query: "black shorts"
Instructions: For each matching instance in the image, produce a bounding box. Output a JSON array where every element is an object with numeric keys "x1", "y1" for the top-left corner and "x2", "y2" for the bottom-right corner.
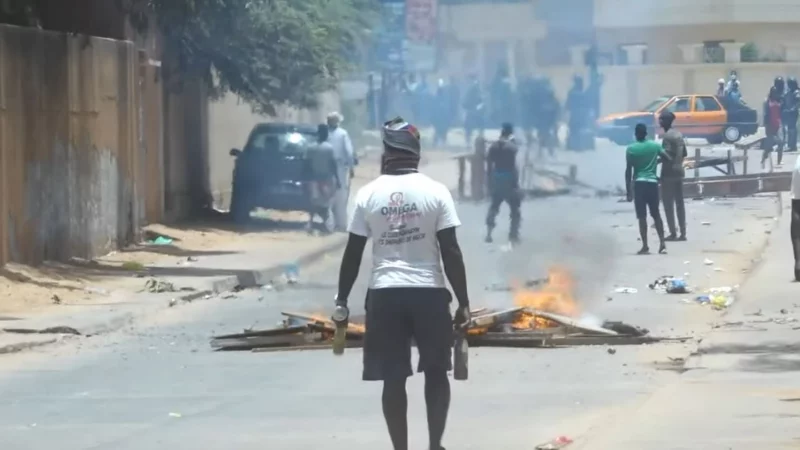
[
  {"x1": 363, "y1": 287, "x2": 453, "y2": 381},
  {"x1": 633, "y1": 181, "x2": 660, "y2": 219}
]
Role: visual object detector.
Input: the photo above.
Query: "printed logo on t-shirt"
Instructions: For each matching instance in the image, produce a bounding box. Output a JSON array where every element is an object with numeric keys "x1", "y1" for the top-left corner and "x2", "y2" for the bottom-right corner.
[{"x1": 377, "y1": 191, "x2": 426, "y2": 246}]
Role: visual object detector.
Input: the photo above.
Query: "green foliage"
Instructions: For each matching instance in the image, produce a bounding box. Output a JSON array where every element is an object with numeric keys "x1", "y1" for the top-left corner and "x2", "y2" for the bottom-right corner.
[
  {"x1": 120, "y1": 0, "x2": 377, "y2": 114},
  {"x1": 740, "y1": 42, "x2": 758, "y2": 63}
]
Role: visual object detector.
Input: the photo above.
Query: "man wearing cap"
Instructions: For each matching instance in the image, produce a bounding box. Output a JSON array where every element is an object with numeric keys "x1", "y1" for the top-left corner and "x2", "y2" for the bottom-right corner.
[
  {"x1": 327, "y1": 112, "x2": 356, "y2": 232},
  {"x1": 485, "y1": 122, "x2": 521, "y2": 243},
  {"x1": 334, "y1": 117, "x2": 471, "y2": 450}
]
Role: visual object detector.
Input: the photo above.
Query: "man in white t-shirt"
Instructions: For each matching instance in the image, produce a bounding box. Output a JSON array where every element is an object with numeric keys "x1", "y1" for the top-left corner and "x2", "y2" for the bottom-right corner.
[
  {"x1": 334, "y1": 117, "x2": 471, "y2": 450},
  {"x1": 791, "y1": 156, "x2": 800, "y2": 281}
]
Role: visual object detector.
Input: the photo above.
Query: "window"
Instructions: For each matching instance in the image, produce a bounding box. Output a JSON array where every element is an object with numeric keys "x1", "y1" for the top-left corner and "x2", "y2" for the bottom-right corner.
[
  {"x1": 695, "y1": 97, "x2": 721, "y2": 112},
  {"x1": 246, "y1": 131, "x2": 314, "y2": 154},
  {"x1": 665, "y1": 97, "x2": 691, "y2": 113}
]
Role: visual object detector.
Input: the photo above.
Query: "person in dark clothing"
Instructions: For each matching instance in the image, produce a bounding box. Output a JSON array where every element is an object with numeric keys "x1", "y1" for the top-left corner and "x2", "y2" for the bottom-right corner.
[
  {"x1": 566, "y1": 75, "x2": 586, "y2": 151},
  {"x1": 537, "y1": 81, "x2": 560, "y2": 158},
  {"x1": 490, "y1": 65, "x2": 515, "y2": 125},
  {"x1": 626, "y1": 123, "x2": 670, "y2": 255},
  {"x1": 783, "y1": 77, "x2": 800, "y2": 152},
  {"x1": 433, "y1": 79, "x2": 451, "y2": 147},
  {"x1": 485, "y1": 123, "x2": 521, "y2": 244},
  {"x1": 792, "y1": 158, "x2": 800, "y2": 281},
  {"x1": 462, "y1": 75, "x2": 485, "y2": 147},
  {"x1": 518, "y1": 76, "x2": 537, "y2": 150},
  {"x1": 659, "y1": 111, "x2": 688, "y2": 241}
]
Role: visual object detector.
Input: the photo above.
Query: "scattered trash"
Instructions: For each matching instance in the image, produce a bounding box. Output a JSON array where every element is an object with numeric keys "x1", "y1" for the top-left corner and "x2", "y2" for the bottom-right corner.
[
  {"x1": 168, "y1": 298, "x2": 178, "y2": 307},
  {"x1": 187, "y1": 256, "x2": 199, "y2": 262},
  {"x1": 713, "y1": 267, "x2": 725, "y2": 272},
  {"x1": 51, "y1": 295, "x2": 62, "y2": 305},
  {"x1": 735, "y1": 228, "x2": 744, "y2": 233},
  {"x1": 614, "y1": 287, "x2": 638, "y2": 294},
  {"x1": 144, "y1": 278, "x2": 177, "y2": 293},
  {"x1": 701, "y1": 221, "x2": 712, "y2": 226},
  {"x1": 649, "y1": 276, "x2": 689, "y2": 294},
  {"x1": 148, "y1": 236, "x2": 174, "y2": 246},
  {"x1": 168, "y1": 412, "x2": 182, "y2": 418},
  {"x1": 262, "y1": 284, "x2": 275, "y2": 292},
  {"x1": 536, "y1": 436, "x2": 574, "y2": 450},
  {"x1": 781, "y1": 308, "x2": 789, "y2": 314},
  {"x1": 84, "y1": 286, "x2": 109, "y2": 295},
  {"x1": 703, "y1": 259, "x2": 714, "y2": 266},
  {"x1": 121, "y1": 261, "x2": 146, "y2": 271},
  {"x1": 607, "y1": 347, "x2": 617, "y2": 355}
]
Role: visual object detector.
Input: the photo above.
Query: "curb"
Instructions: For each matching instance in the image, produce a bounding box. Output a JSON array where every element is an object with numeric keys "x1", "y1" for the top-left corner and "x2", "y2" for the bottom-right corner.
[
  {"x1": 0, "y1": 336, "x2": 59, "y2": 355},
  {"x1": 191, "y1": 235, "x2": 349, "y2": 297}
]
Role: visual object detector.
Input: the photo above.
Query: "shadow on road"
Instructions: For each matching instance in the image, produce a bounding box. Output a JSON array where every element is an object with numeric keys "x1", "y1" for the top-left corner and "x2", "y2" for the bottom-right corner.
[{"x1": 700, "y1": 341, "x2": 800, "y2": 373}]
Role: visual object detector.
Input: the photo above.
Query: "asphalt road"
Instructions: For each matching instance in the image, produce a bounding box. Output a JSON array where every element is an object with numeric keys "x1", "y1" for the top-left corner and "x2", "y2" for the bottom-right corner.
[{"x1": 0, "y1": 142, "x2": 784, "y2": 449}]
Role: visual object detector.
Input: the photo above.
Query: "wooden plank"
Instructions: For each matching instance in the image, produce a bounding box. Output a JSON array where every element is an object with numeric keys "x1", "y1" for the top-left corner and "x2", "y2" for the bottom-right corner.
[
  {"x1": 252, "y1": 341, "x2": 364, "y2": 353},
  {"x1": 281, "y1": 311, "x2": 365, "y2": 335},
  {"x1": 211, "y1": 332, "x2": 321, "y2": 350},
  {"x1": 212, "y1": 325, "x2": 307, "y2": 340},
  {"x1": 469, "y1": 307, "x2": 524, "y2": 329},
  {"x1": 527, "y1": 309, "x2": 619, "y2": 336}
]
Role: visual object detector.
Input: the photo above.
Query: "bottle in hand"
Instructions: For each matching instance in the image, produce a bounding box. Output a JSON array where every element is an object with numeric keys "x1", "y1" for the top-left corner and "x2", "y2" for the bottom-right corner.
[
  {"x1": 453, "y1": 328, "x2": 468, "y2": 380},
  {"x1": 331, "y1": 305, "x2": 349, "y2": 356}
]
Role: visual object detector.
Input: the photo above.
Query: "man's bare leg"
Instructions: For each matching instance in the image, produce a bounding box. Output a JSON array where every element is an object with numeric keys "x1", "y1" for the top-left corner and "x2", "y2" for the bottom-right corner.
[
  {"x1": 652, "y1": 210, "x2": 667, "y2": 254},
  {"x1": 637, "y1": 218, "x2": 650, "y2": 254},
  {"x1": 383, "y1": 379, "x2": 409, "y2": 450},
  {"x1": 425, "y1": 371, "x2": 450, "y2": 450}
]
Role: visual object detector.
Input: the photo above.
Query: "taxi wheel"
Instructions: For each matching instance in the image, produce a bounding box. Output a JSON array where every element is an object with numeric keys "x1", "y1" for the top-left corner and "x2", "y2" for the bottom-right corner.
[{"x1": 723, "y1": 126, "x2": 741, "y2": 143}]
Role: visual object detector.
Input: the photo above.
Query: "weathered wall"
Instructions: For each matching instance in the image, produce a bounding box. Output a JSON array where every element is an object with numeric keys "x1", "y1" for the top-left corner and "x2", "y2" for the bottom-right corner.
[
  {"x1": 0, "y1": 24, "x2": 139, "y2": 265},
  {"x1": 206, "y1": 91, "x2": 341, "y2": 211},
  {"x1": 540, "y1": 62, "x2": 800, "y2": 117}
]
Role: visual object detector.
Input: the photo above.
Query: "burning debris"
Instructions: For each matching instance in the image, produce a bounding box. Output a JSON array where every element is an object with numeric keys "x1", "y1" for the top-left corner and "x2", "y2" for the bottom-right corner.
[{"x1": 211, "y1": 267, "x2": 679, "y2": 352}]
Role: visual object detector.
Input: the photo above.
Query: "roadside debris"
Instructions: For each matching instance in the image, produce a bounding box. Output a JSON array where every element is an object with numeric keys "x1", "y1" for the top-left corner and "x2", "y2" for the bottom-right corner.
[
  {"x1": 535, "y1": 436, "x2": 574, "y2": 450},
  {"x1": 703, "y1": 258, "x2": 714, "y2": 266},
  {"x1": 210, "y1": 308, "x2": 680, "y2": 352},
  {"x1": 148, "y1": 236, "x2": 174, "y2": 245},
  {"x1": 121, "y1": 261, "x2": 146, "y2": 271},
  {"x1": 649, "y1": 276, "x2": 689, "y2": 294},
  {"x1": 51, "y1": 294, "x2": 62, "y2": 305},
  {"x1": 144, "y1": 278, "x2": 177, "y2": 293},
  {"x1": 614, "y1": 287, "x2": 638, "y2": 294}
]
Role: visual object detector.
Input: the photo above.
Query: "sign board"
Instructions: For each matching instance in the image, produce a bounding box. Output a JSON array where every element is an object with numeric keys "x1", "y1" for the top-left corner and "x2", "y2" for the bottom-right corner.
[
  {"x1": 404, "y1": 0, "x2": 438, "y2": 72},
  {"x1": 375, "y1": 1, "x2": 406, "y2": 71}
]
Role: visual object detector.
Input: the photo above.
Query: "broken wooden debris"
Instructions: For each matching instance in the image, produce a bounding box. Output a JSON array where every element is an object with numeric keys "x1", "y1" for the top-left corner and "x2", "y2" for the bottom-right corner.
[
  {"x1": 3, "y1": 326, "x2": 82, "y2": 336},
  {"x1": 210, "y1": 307, "x2": 669, "y2": 352}
]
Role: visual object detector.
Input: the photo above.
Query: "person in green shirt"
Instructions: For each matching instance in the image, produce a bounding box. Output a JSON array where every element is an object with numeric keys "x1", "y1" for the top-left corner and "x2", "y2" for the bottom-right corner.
[{"x1": 625, "y1": 123, "x2": 671, "y2": 255}]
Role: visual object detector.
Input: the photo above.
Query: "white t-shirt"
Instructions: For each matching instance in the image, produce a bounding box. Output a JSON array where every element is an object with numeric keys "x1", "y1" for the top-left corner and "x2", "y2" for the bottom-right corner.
[
  {"x1": 348, "y1": 172, "x2": 461, "y2": 289},
  {"x1": 792, "y1": 156, "x2": 800, "y2": 200}
]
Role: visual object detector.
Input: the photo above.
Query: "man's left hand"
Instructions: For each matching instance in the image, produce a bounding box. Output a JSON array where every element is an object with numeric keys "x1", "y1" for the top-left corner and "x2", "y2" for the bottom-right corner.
[{"x1": 454, "y1": 305, "x2": 471, "y2": 330}]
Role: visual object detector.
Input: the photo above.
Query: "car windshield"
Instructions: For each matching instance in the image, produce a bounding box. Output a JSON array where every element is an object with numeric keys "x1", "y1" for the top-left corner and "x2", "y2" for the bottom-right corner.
[
  {"x1": 246, "y1": 130, "x2": 315, "y2": 154},
  {"x1": 641, "y1": 97, "x2": 670, "y2": 112}
]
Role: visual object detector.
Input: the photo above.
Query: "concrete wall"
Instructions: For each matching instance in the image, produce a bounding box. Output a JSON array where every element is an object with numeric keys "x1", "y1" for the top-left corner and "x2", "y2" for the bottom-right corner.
[
  {"x1": 595, "y1": 24, "x2": 800, "y2": 64},
  {"x1": 594, "y1": 0, "x2": 800, "y2": 28},
  {"x1": 0, "y1": 24, "x2": 140, "y2": 265},
  {"x1": 206, "y1": 91, "x2": 341, "y2": 211},
  {"x1": 539, "y1": 62, "x2": 800, "y2": 117}
]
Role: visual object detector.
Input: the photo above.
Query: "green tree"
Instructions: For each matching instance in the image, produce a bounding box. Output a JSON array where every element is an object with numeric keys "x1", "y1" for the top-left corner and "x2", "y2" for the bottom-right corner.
[{"x1": 120, "y1": 0, "x2": 377, "y2": 114}]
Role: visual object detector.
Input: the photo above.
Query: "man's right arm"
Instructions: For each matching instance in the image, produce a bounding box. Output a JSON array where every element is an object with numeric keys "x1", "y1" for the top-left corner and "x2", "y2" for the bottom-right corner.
[
  {"x1": 625, "y1": 150, "x2": 633, "y2": 201},
  {"x1": 435, "y1": 189, "x2": 469, "y2": 310}
]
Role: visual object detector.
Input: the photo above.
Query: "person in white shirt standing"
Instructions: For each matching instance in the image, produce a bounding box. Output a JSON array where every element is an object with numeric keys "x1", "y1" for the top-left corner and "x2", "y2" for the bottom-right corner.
[
  {"x1": 333, "y1": 117, "x2": 471, "y2": 450},
  {"x1": 326, "y1": 112, "x2": 356, "y2": 231},
  {"x1": 792, "y1": 156, "x2": 800, "y2": 281}
]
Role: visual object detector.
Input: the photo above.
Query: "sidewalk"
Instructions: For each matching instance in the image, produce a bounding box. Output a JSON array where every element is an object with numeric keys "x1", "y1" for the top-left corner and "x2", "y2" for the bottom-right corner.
[
  {"x1": 0, "y1": 153, "x2": 462, "y2": 354},
  {"x1": 576, "y1": 196, "x2": 800, "y2": 450}
]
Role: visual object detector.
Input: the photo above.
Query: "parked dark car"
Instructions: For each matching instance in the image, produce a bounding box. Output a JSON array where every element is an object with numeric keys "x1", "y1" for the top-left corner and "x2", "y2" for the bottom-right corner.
[{"x1": 229, "y1": 123, "x2": 317, "y2": 223}]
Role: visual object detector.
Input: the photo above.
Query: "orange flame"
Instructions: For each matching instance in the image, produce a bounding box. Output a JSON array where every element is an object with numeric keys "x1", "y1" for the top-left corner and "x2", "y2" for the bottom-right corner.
[{"x1": 512, "y1": 266, "x2": 579, "y2": 329}]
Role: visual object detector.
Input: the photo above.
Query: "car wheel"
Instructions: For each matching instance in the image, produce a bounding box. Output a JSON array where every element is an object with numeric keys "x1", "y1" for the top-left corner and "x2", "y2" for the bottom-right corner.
[
  {"x1": 229, "y1": 186, "x2": 252, "y2": 224},
  {"x1": 723, "y1": 126, "x2": 741, "y2": 143}
]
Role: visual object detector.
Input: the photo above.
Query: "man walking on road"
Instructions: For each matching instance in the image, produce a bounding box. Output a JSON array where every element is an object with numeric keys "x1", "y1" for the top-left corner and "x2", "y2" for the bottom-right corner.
[
  {"x1": 327, "y1": 112, "x2": 356, "y2": 232},
  {"x1": 485, "y1": 123, "x2": 522, "y2": 244},
  {"x1": 659, "y1": 111, "x2": 688, "y2": 241},
  {"x1": 792, "y1": 155, "x2": 800, "y2": 281},
  {"x1": 626, "y1": 123, "x2": 669, "y2": 255},
  {"x1": 304, "y1": 124, "x2": 340, "y2": 233},
  {"x1": 334, "y1": 117, "x2": 471, "y2": 450}
]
